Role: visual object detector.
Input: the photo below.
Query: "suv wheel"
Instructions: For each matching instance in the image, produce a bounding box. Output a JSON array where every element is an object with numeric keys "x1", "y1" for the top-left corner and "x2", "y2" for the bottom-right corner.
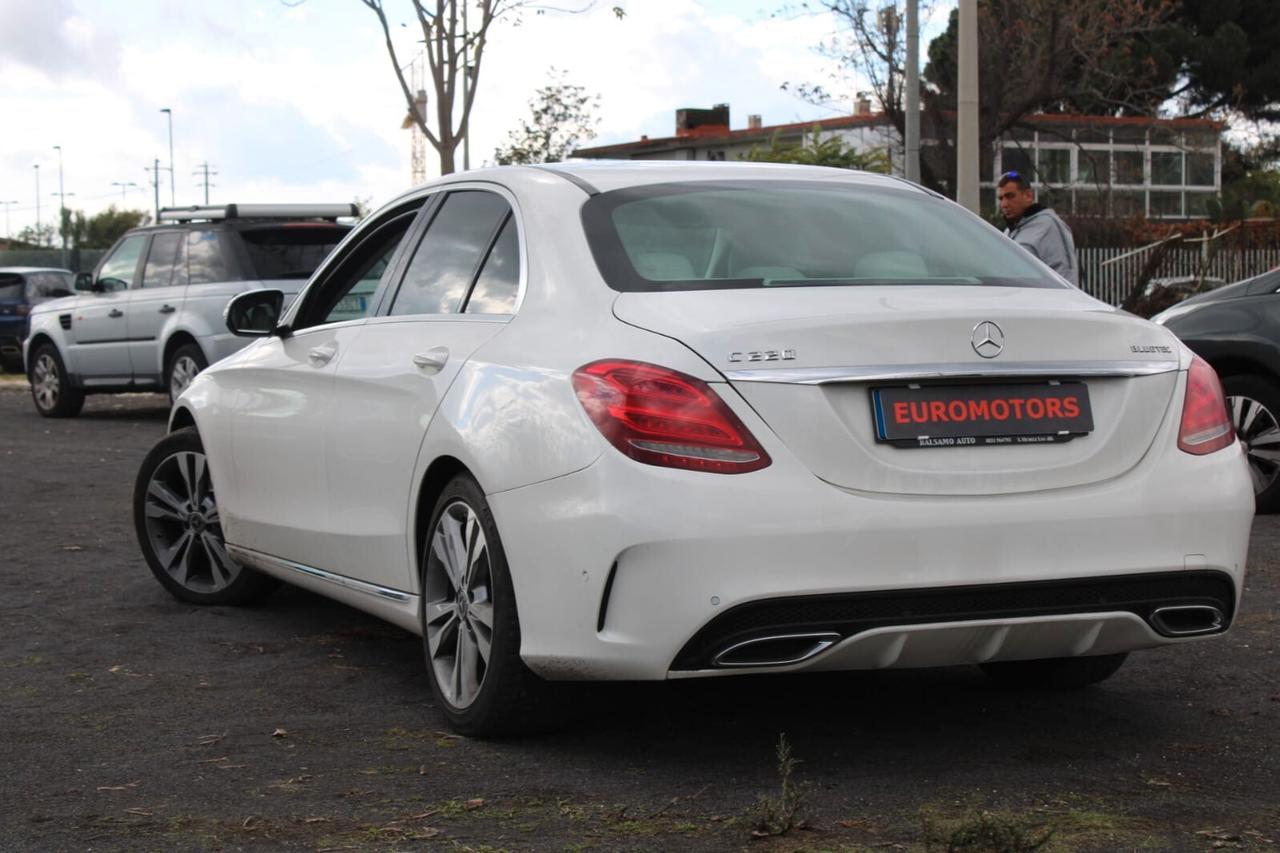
[
  {"x1": 29, "y1": 343, "x2": 85, "y2": 418},
  {"x1": 167, "y1": 343, "x2": 208, "y2": 404},
  {"x1": 1222, "y1": 374, "x2": 1280, "y2": 513}
]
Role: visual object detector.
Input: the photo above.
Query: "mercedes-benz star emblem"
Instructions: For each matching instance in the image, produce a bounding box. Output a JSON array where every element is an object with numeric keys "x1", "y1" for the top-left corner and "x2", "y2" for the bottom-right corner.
[{"x1": 971, "y1": 321, "x2": 1005, "y2": 358}]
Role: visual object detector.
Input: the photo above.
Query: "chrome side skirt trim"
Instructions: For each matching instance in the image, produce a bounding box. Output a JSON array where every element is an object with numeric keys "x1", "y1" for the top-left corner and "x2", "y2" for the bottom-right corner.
[
  {"x1": 724, "y1": 359, "x2": 1181, "y2": 385},
  {"x1": 226, "y1": 544, "x2": 412, "y2": 603}
]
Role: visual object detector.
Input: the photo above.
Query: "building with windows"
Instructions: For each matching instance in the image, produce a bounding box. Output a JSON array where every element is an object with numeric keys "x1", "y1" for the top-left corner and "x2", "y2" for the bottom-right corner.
[{"x1": 574, "y1": 105, "x2": 1224, "y2": 220}]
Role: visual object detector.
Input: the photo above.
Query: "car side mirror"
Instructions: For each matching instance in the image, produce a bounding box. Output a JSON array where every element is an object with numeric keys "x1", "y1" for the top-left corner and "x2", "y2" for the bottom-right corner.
[
  {"x1": 74, "y1": 273, "x2": 93, "y2": 292},
  {"x1": 226, "y1": 288, "x2": 284, "y2": 337}
]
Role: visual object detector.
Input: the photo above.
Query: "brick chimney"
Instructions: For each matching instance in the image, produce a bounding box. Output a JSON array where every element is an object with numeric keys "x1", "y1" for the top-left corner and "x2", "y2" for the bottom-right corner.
[
  {"x1": 676, "y1": 103, "x2": 731, "y2": 137},
  {"x1": 854, "y1": 92, "x2": 873, "y2": 116},
  {"x1": 747, "y1": 114, "x2": 763, "y2": 130}
]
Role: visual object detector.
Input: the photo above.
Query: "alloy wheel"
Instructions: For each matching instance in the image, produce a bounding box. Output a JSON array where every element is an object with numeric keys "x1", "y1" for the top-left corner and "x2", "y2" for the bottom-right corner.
[
  {"x1": 424, "y1": 500, "x2": 495, "y2": 709},
  {"x1": 170, "y1": 355, "x2": 200, "y2": 399},
  {"x1": 31, "y1": 353, "x2": 59, "y2": 411},
  {"x1": 1228, "y1": 394, "x2": 1280, "y2": 496},
  {"x1": 141, "y1": 450, "x2": 239, "y2": 593}
]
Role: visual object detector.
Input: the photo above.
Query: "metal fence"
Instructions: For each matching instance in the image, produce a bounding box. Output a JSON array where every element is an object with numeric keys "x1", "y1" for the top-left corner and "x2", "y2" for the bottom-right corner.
[
  {"x1": 0, "y1": 249, "x2": 105, "y2": 274},
  {"x1": 1078, "y1": 246, "x2": 1280, "y2": 306}
]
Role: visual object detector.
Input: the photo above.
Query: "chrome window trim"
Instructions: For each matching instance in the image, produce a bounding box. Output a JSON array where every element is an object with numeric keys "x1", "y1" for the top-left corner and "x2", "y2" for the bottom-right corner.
[
  {"x1": 723, "y1": 359, "x2": 1181, "y2": 385},
  {"x1": 226, "y1": 544, "x2": 411, "y2": 602}
]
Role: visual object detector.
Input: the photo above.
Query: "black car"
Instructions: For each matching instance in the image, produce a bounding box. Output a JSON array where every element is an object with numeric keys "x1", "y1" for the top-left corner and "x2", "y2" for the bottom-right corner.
[{"x1": 1155, "y1": 268, "x2": 1280, "y2": 511}]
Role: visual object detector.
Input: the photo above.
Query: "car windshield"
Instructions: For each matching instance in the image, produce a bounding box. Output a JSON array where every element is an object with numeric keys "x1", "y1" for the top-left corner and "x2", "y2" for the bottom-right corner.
[
  {"x1": 0, "y1": 273, "x2": 24, "y2": 301},
  {"x1": 240, "y1": 225, "x2": 348, "y2": 279},
  {"x1": 581, "y1": 180, "x2": 1065, "y2": 293}
]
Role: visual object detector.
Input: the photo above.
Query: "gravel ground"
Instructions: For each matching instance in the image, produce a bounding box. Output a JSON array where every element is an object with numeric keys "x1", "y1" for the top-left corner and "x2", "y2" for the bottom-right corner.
[{"x1": 1, "y1": 383, "x2": 1277, "y2": 852}]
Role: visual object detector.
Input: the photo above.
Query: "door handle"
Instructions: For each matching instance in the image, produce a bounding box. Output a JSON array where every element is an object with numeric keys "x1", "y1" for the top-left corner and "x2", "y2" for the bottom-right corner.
[
  {"x1": 308, "y1": 343, "x2": 338, "y2": 366},
  {"x1": 108, "y1": 309, "x2": 124, "y2": 318},
  {"x1": 412, "y1": 346, "x2": 449, "y2": 374},
  {"x1": 159, "y1": 304, "x2": 176, "y2": 314}
]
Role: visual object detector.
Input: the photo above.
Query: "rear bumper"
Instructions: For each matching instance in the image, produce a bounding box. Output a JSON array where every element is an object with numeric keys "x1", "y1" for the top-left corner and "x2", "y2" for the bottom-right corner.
[{"x1": 489, "y1": 390, "x2": 1254, "y2": 682}]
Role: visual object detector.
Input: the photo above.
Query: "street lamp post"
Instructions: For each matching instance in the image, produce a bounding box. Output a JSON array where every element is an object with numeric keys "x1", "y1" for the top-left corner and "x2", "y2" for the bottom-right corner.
[
  {"x1": 53, "y1": 144, "x2": 68, "y2": 268},
  {"x1": 160, "y1": 108, "x2": 175, "y2": 206},
  {"x1": 111, "y1": 181, "x2": 140, "y2": 204}
]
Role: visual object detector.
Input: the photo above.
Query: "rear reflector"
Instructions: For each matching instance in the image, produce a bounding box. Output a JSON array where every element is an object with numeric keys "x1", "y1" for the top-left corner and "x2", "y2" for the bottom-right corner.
[
  {"x1": 572, "y1": 360, "x2": 771, "y2": 474},
  {"x1": 1178, "y1": 355, "x2": 1235, "y2": 455}
]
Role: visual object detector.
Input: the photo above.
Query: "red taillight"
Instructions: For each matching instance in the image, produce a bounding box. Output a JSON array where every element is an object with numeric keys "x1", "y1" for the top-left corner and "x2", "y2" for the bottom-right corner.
[
  {"x1": 1178, "y1": 355, "x2": 1235, "y2": 455},
  {"x1": 572, "y1": 359, "x2": 771, "y2": 474},
  {"x1": 16, "y1": 304, "x2": 29, "y2": 316}
]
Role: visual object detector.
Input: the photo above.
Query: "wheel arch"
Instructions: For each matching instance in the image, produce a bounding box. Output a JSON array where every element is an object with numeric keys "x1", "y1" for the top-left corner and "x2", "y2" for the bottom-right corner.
[
  {"x1": 24, "y1": 332, "x2": 59, "y2": 377},
  {"x1": 169, "y1": 404, "x2": 197, "y2": 433},
  {"x1": 162, "y1": 331, "x2": 204, "y2": 374},
  {"x1": 413, "y1": 455, "x2": 473, "y2": 581}
]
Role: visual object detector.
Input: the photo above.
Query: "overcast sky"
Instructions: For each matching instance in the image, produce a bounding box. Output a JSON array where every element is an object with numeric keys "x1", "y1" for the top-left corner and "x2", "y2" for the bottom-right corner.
[{"x1": 0, "y1": 0, "x2": 953, "y2": 237}]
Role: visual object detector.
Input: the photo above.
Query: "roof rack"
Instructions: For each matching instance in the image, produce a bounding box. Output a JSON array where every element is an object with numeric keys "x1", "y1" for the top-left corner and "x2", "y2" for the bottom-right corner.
[{"x1": 157, "y1": 203, "x2": 359, "y2": 223}]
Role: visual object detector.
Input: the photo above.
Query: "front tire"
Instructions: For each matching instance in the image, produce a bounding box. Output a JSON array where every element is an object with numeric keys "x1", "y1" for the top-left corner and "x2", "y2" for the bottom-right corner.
[
  {"x1": 1221, "y1": 373, "x2": 1280, "y2": 513},
  {"x1": 28, "y1": 343, "x2": 84, "y2": 418},
  {"x1": 980, "y1": 653, "x2": 1127, "y2": 689},
  {"x1": 167, "y1": 343, "x2": 208, "y2": 404},
  {"x1": 133, "y1": 427, "x2": 277, "y2": 605},
  {"x1": 420, "y1": 473, "x2": 550, "y2": 736}
]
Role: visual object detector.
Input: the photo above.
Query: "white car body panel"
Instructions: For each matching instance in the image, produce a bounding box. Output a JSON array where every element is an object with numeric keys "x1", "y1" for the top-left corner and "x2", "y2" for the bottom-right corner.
[{"x1": 166, "y1": 162, "x2": 1254, "y2": 684}]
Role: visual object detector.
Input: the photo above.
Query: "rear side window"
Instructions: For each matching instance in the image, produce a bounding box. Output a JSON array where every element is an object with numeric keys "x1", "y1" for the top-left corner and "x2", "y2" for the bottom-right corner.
[
  {"x1": 0, "y1": 274, "x2": 23, "y2": 301},
  {"x1": 241, "y1": 226, "x2": 347, "y2": 280},
  {"x1": 98, "y1": 233, "x2": 148, "y2": 291},
  {"x1": 141, "y1": 232, "x2": 184, "y2": 288},
  {"x1": 391, "y1": 191, "x2": 510, "y2": 316},
  {"x1": 464, "y1": 216, "x2": 520, "y2": 314},
  {"x1": 187, "y1": 231, "x2": 229, "y2": 285}
]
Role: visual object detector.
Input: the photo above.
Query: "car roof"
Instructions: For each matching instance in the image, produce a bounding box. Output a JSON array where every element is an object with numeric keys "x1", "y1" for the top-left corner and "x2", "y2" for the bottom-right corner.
[
  {"x1": 389, "y1": 160, "x2": 926, "y2": 204},
  {"x1": 0, "y1": 267, "x2": 73, "y2": 275}
]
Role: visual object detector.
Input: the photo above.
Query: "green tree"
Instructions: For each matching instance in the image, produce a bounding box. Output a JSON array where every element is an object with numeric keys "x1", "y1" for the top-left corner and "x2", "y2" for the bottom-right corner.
[
  {"x1": 741, "y1": 125, "x2": 891, "y2": 172},
  {"x1": 73, "y1": 207, "x2": 149, "y2": 249},
  {"x1": 494, "y1": 68, "x2": 601, "y2": 165},
  {"x1": 14, "y1": 224, "x2": 56, "y2": 247},
  {"x1": 1160, "y1": 0, "x2": 1280, "y2": 121}
]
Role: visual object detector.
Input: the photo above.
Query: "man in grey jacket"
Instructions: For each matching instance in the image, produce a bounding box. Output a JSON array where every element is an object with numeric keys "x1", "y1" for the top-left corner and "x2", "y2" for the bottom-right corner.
[{"x1": 997, "y1": 171, "x2": 1079, "y2": 285}]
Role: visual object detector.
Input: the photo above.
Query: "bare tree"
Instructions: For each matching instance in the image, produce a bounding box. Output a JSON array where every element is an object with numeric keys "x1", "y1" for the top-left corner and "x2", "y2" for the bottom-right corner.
[{"x1": 359, "y1": 1, "x2": 623, "y2": 176}]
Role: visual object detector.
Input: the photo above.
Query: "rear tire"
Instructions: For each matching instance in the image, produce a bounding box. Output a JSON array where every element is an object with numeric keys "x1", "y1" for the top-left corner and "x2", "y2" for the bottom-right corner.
[
  {"x1": 133, "y1": 427, "x2": 278, "y2": 605},
  {"x1": 980, "y1": 653, "x2": 1127, "y2": 689},
  {"x1": 167, "y1": 343, "x2": 208, "y2": 404},
  {"x1": 420, "y1": 473, "x2": 553, "y2": 737},
  {"x1": 28, "y1": 343, "x2": 84, "y2": 418},
  {"x1": 1221, "y1": 373, "x2": 1280, "y2": 513}
]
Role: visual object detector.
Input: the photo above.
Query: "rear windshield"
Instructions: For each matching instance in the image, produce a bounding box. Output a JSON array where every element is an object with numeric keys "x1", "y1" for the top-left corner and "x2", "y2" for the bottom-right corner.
[
  {"x1": 240, "y1": 225, "x2": 349, "y2": 279},
  {"x1": 26, "y1": 271, "x2": 74, "y2": 298},
  {"x1": 581, "y1": 180, "x2": 1065, "y2": 293}
]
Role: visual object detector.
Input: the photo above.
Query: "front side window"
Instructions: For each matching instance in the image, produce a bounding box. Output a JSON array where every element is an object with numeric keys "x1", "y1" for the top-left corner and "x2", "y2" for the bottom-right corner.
[
  {"x1": 141, "y1": 232, "x2": 184, "y2": 288},
  {"x1": 391, "y1": 191, "x2": 511, "y2": 316},
  {"x1": 187, "y1": 231, "x2": 230, "y2": 285},
  {"x1": 97, "y1": 234, "x2": 148, "y2": 291},
  {"x1": 582, "y1": 181, "x2": 1062, "y2": 293}
]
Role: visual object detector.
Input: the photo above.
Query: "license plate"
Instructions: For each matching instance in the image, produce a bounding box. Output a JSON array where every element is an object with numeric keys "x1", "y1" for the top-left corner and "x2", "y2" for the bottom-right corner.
[{"x1": 872, "y1": 382, "x2": 1094, "y2": 448}]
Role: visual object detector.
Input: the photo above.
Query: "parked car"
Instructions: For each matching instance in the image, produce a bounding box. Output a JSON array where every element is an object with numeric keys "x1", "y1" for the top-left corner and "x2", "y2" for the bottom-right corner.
[
  {"x1": 134, "y1": 163, "x2": 1253, "y2": 735},
  {"x1": 0, "y1": 267, "x2": 75, "y2": 371},
  {"x1": 1154, "y1": 266, "x2": 1280, "y2": 511},
  {"x1": 24, "y1": 203, "x2": 356, "y2": 417}
]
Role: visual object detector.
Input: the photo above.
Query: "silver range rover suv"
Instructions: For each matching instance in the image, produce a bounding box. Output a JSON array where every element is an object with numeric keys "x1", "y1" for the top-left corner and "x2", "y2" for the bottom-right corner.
[{"x1": 24, "y1": 203, "x2": 356, "y2": 417}]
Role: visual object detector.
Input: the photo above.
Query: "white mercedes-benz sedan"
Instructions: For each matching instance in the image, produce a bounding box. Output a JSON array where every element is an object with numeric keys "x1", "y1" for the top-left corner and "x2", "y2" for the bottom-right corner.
[{"x1": 133, "y1": 162, "x2": 1254, "y2": 735}]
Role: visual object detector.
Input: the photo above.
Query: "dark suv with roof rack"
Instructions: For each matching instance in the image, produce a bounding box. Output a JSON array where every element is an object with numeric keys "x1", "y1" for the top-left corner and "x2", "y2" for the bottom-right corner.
[{"x1": 24, "y1": 203, "x2": 356, "y2": 417}]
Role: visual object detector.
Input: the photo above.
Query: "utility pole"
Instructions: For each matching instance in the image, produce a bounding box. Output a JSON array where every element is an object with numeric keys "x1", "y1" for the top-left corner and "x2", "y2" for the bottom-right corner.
[
  {"x1": 1, "y1": 201, "x2": 18, "y2": 240},
  {"x1": 905, "y1": 0, "x2": 920, "y2": 183},
  {"x1": 34, "y1": 164, "x2": 41, "y2": 244},
  {"x1": 193, "y1": 162, "x2": 217, "y2": 204},
  {"x1": 146, "y1": 159, "x2": 162, "y2": 222},
  {"x1": 160, "y1": 108, "x2": 175, "y2": 206},
  {"x1": 53, "y1": 144, "x2": 67, "y2": 268},
  {"x1": 956, "y1": 0, "x2": 980, "y2": 213}
]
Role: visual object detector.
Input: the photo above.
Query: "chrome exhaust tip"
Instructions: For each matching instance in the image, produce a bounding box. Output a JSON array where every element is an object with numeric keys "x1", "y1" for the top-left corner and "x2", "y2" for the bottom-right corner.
[
  {"x1": 1150, "y1": 605, "x2": 1225, "y2": 637},
  {"x1": 712, "y1": 632, "x2": 841, "y2": 668}
]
